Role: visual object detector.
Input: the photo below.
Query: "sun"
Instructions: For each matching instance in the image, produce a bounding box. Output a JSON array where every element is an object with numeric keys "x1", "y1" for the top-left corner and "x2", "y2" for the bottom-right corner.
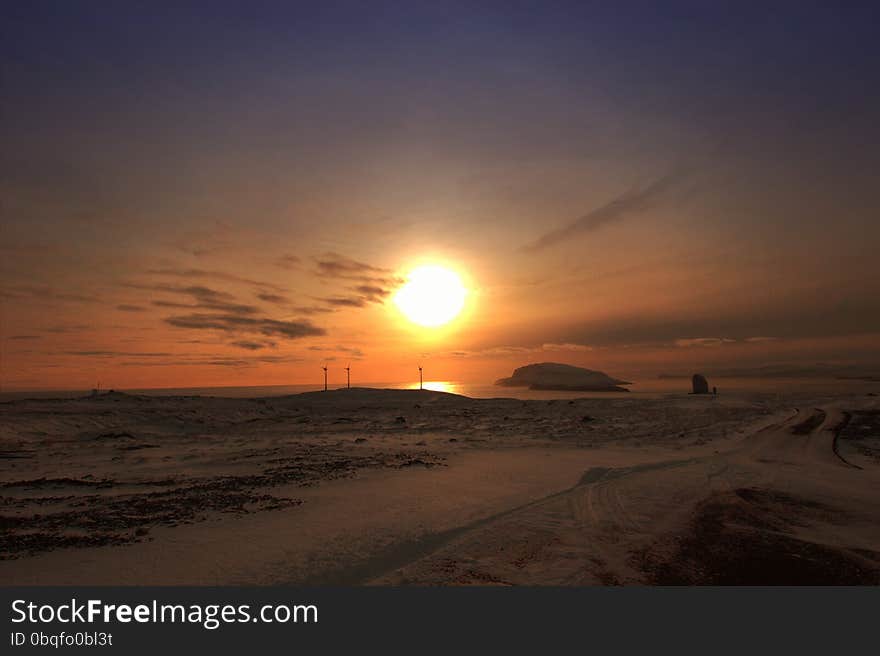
[{"x1": 394, "y1": 265, "x2": 467, "y2": 327}]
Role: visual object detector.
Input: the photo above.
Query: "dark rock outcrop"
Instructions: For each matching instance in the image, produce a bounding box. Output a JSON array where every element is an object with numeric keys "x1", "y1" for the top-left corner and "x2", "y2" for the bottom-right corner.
[
  {"x1": 495, "y1": 363, "x2": 631, "y2": 392},
  {"x1": 692, "y1": 374, "x2": 709, "y2": 394}
]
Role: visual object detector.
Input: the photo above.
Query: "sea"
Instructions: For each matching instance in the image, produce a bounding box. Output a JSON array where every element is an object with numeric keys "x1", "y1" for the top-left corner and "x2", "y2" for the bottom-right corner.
[{"x1": 1, "y1": 377, "x2": 876, "y2": 402}]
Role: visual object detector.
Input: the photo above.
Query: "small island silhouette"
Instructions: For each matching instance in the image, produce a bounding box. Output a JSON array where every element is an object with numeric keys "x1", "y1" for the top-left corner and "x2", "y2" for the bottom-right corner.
[{"x1": 495, "y1": 362, "x2": 631, "y2": 392}]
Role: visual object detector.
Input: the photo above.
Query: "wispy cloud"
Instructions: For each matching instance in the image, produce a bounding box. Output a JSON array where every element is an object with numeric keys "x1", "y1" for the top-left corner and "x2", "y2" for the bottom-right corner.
[
  {"x1": 307, "y1": 345, "x2": 365, "y2": 359},
  {"x1": 292, "y1": 305, "x2": 334, "y2": 315},
  {"x1": 171, "y1": 222, "x2": 233, "y2": 258},
  {"x1": 114, "y1": 354, "x2": 303, "y2": 368},
  {"x1": 352, "y1": 285, "x2": 390, "y2": 302},
  {"x1": 318, "y1": 296, "x2": 367, "y2": 308},
  {"x1": 124, "y1": 282, "x2": 260, "y2": 315},
  {"x1": 146, "y1": 267, "x2": 286, "y2": 292},
  {"x1": 275, "y1": 254, "x2": 301, "y2": 270},
  {"x1": 674, "y1": 337, "x2": 736, "y2": 347},
  {"x1": 164, "y1": 313, "x2": 325, "y2": 339},
  {"x1": 522, "y1": 172, "x2": 685, "y2": 252},
  {"x1": 116, "y1": 304, "x2": 146, "y2": 312},
  {"x1": 448, "y1": 346, "x2": 534, "y2": 358},
  {"x1": 315, "y1": 287, "x2": 390, "y2": 309},
  {"x1": 309, "y1": 253, "x2": 402, "y2": 308},
  {"x1": 674, "y1": 336, "x2": 778, "y2": 347},
  {"x1": 541, "y1": 342, "x2": 593, "y2": 352},
  {"x1": 45, "y1": 324, "x2": 91, "y2": 334},
  {"x1": 230, "y1": 340, "x2": 276, "y2": 350},
  {"x1": 64, "y1": 350, "x2": 174, "y2": 357},
  {"x1": 256, "y1": 292, "x2": 289, "y2": 305},
  {"x1": 125, "y1": 282, "x2": 233, "y2": 300},
  {"x1": 313, "y1": 252, "x2": 402, "y2": 288},
  {"x1": 152, "y1": 299, "x2": 260, "y2": 315},
  {"x1": 314, "y1": 252, "x2": 388, "y2": 280},
  {"x1": 448, "y1": 343, "x2": 592, "y2": 358},
  {"x1": 1, "y1": 285, "x2": 101, "y2": 304}
]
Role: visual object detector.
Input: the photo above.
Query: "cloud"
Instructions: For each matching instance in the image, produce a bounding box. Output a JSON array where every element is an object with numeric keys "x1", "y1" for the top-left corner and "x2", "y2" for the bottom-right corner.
[
  {"x1": 448, "y1": 342, "x2": 593, "y2": 358},
  {"x1": 313, "y1": 252, "x2": 402, "y2": 286},
  {"x1": 170, "y1": 222, "x2": 233, "y2": 258},
  {"x1": 316, "y1": 286, "x2": 390, "y2": 308},
  {"x1": 9, "y1": 335, "x2": 41, "y2": 340},
  {"x1": 125, "y1": 282, "x2": 233, "y2": 300},
  {"x1": 314, "y1": 252, "x2": 387, "y2": 279},
  {"x1": 152, "y1": 299, "x2": 259, "y2": 315},
  {"x1": 1, "y1": 285, "x2": 100, "y2": 304},
  {"x1": 256, "y1": 292, "x2": 289, "y2": 305},
  {"x1": 116, "y1": 304, "x2": 146, "y2": 312},
  {"x1": 64, "y1": 350, "x2": 174, "y2": 357},
  {"x1": 352, "y1": 285, "x2": 390, "y2": 301},
  {"x1": 230, "y1": 340, "x2": 276, "y2": 350},
  {"x1": 307, "y1": 345, "x2": 365, "y2": 359},
  {"x1": 448, "y1": 346, "x2": 536, "y2": 358},
  {"x1": 541, "y1": 342, "x2": 592, "y2": 352},
  {"x1": 744, "y1": 336, "x2": 778, "y2": 343},
  {"x1": 292, "y1": 305, "x2": 334, "y2": 315},
  {"x1": 311, "y1": 253, "x2": 402, "y2": 308},
  {"x1": 319, "y1": 296, "x2": 366, "y2": 308},
  {"x1": 125, "y1": 282, "x2": 261, "y2": 315},
  {"x1": 114, "y1": 353, "x2": 303, "y2": 368},
  {"x1": 164, "y1": 313, "x2": 325, "y2": 339},
  {"x1": 45, "y1": 324, "x2": 91, "y2": 334},
  {"x1": 522, "y1": 172, "x2": 685, "y2": 252},
  {"x1": 146, "y1": 267, "x2": 286, "y2": 292},
  {"x1": 275, "y1": 254, "x2": 301, "y2": 270},
  {"x1": 674, "y1": 337, "x2": 736, "y2": 347}
]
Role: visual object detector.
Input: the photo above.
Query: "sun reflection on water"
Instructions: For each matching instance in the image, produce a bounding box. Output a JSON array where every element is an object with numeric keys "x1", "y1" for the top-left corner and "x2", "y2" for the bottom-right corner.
[{"x1": 406, "y1": 380, "x2": 460, "y2": 394}]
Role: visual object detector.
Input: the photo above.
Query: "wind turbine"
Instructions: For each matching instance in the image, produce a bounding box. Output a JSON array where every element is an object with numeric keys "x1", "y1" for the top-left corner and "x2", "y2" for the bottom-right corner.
[
  {"x1": 322, "y1": 364, "x2": 328, "y2": 391},
  {"x1": 345, "y1": 363, "x2": 351, "y2": 389},
  {"x1": 418, "y1": 365, "x2": 423, "y2": 391}
]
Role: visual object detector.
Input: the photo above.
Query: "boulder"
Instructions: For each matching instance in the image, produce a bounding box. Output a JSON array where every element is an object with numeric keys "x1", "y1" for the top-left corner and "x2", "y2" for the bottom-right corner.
[{"x1": 691, "y1": 373, "x2": 709, "y2": 394}]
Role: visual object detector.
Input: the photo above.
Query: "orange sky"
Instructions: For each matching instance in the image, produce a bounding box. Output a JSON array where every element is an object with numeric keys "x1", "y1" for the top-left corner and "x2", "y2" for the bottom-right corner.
[
  {"x1": 2, "y1": 4, "x2": 879, "y2": 390},
  {"x1": 3, "y1": 214, "x2": 878, "y2": 390}
]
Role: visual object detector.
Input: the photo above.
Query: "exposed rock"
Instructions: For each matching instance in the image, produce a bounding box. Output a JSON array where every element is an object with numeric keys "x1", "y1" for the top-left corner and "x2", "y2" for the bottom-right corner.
[
  {"x1": 692, "y1": 374, "x2": 710, "y2": 395},
  {"x1": 495, "y1": 363, "x2": 631, "y2": 392}
]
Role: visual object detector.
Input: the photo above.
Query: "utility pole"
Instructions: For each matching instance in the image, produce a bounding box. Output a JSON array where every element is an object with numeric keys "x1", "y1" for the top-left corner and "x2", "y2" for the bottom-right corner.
[
  {"x1": 322, "y1": 365, "x2": 328, "y2": 391},
  {"x1": 345, "y1": 364, "x2": 350, "y2": 389},
  {"x1": 418, "y1": 366, "x2": 423, "y2": 390}
]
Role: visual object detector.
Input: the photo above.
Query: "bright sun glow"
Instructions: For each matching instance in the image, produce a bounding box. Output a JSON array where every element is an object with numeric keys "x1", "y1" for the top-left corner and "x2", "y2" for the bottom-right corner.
[{"x1": 394, "y1": 265, "x2": 467, "y2": 328}]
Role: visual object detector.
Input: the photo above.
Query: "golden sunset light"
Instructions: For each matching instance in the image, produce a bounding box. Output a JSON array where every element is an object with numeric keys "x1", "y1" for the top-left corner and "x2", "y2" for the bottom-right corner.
[
  {"x1": 2, "y1": 1, "x2": 880, "y2": 609},
  {"x1": 393, "y1": 265, "x2": 468, "y2": 328}
]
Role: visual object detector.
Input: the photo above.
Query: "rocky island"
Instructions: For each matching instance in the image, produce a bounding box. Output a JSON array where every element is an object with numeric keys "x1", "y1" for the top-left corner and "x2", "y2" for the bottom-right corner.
[{"x1": 495, "y1": 362, "x2": 632, "y2": 392}]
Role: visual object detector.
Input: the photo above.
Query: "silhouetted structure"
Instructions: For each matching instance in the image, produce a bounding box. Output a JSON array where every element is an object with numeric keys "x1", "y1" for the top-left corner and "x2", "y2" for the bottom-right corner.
[
  {"x1": 418, "y1": 366, "x2": 423, "y2": 390},
  {"x1": 691, "y1": 373, "x2": 709, "y2": 394},
  {"x1": 345, "y1": 365, "x2": 350, "y2": 389},
  {"x1": 322, "y1": 365, "x2": 328, "y2": 391}
]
